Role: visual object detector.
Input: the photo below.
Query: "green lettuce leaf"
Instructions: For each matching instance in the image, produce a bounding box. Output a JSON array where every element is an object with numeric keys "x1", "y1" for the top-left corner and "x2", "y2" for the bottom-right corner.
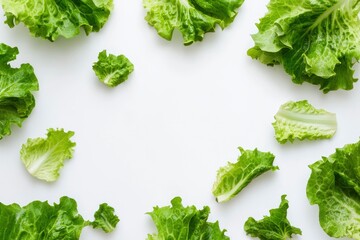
[
  {"x1": 0, "y1": 196, "x2": 119, "y2": 239},
  {"x1": 248, "y1": 0, "x2": 360, "y2": 92},
  {"x1": 147, "y1": 196, "x2": 229, "y2": 240},
  {"x1": 212, "y1": 147, "x2": 278, "y2": 203},
  {"x1": 273, "y1": 100, "x2": 337, "y2": 144},
  {"x1": 143, "y1": 0, "x2": 245, "y2": 45},
  {"x1": 307, "y1": 140, "x2": 360, "y2": 239},
  {"x1": 244, "y1": 195, "x2": 302, "y2": 240},
  {"x1": 92, "y1": 50, "x2": 134, "y2": 87},
  {"x1": 1, "y1": 0, "x2": 113, "y2": 41},
  {"x1": 91, "y1": 203, "x2": 119, "y2": 233},
  {"x1": 0, "y1": 43, "x2": 39, "y2": 140},
  {"x1": 20, "y1": 128, "x2": 76, "y2": 182}
]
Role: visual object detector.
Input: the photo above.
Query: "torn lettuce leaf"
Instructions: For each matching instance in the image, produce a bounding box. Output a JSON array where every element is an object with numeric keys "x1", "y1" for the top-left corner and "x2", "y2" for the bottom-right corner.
[
  {"x1": 244, "y1": 195, "x2": 302, "y2": 240},
  {"x1": 91, "y1": 203, "x2": 119, "y2": 233},
  {"x1": 212, "y1": 147, "x2": 278, "y2": 203},
  {"x1": 273, "y1": 100, "x2": 337, "y2": 144},
  {"x1": 248, "y1": 0, "x2": 360, "y2": 92},
  {"x1": 307, "y1": 140, "x2": 360, "y2": 239},
  {"x1": 147, "y1": 196, "x2": 229, "y2": 240},
  {"x1": 20, "y1": 128, "x2": 76, "y2": 182},
  {"x1": 92, "y1": 50, "x2": 134, "y2": 87},
  {"x1": 0, "y1": 196, "x2": 119, "y2": 239},
  {"x1": 1, "y1": 0, "x2": 113, "y2": 41},
  {"x1": 143, "y1": 0, "x2": 245, "y2": 45},
  {"x1": 0, "y1": 43, "x2": 39, "y2": 140}
]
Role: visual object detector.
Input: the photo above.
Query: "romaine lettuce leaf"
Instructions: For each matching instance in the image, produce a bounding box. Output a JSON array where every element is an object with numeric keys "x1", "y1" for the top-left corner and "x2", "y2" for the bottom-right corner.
[
  {"x1": 143, "y1": 0, "x2": 245, "y2": 45},
  {"x1": 212, "y1": 147, "x2": 278, "y2": 203},
  {"x1": 244, "y1": 195, "x2": 302, "y2": 240},
  {"x1": 273, "y1": 100, "x2": 337, "y2": 144},
  {"x1": 0, "y1": 43, "x2": 39, "y2": 140},
  {"x1": 307, "y1": 140, "x2": 360, "y2": 239},
  {"x1": 248, "y1": 0, "x2": 360, "y2": 92},
  {"x1": 0, "y1": 196, "x2": 119, "y2": 239},
  {"x1": 147, "y1": 196, "x2": 229, "y2": 239},
  {"x1": 92, "y1": 50, "x2": 134, "y2": 87},
  {"x1": 20, "y1": 128, "x2": 76, "y2": 182},
  {"x1": 1, "y1": 0, "x2": 113, "y2": 41}
]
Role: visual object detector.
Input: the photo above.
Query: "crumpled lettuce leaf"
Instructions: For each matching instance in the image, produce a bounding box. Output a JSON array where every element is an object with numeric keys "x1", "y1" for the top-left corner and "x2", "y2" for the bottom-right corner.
[
  {"x1": 212, "y1": 147, "x2": 278, "y2": 203},
  {"x1": 147, "y1": 196, "x2": 229, "y2": 240},
  {"x1": 248, "y1": 0, "x2": 360, "y2": 92},
  {"x1": 244, "y1": 195, "x2": 302, "y2": 240},
  {"x1": 273, "y1": 100, "x2": 337, "y2": 144},
  {"x1": 0, "y1": 196, "x2": 119, "y2": 239},
  {"x1": 92, "y1": 50, "x2": 134, "y2": 87},
  {"x1": 92, "y1": 203, "x2": 119, "y2": 233},
  {"x1": 20, "y1": 128, "x2": 76, "y2": 182},
  {"x1": 143, "y1": 0, "x2": 245, "y2": 45},
  {"x1": 307, "y1": 140, "x2": 360, "y2": 239},
  {"x1": 1, "y1": 0, "x2": 113, "y2": 41},
  {"x1": 0, "y1": 43, "x2": 39, "y2": 140}
]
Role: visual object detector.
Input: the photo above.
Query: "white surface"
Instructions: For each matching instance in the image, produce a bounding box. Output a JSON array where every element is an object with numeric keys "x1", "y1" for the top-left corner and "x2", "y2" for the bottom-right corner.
[{"x1": 0, "y1": 1, "x2": 359, "y2": 239}]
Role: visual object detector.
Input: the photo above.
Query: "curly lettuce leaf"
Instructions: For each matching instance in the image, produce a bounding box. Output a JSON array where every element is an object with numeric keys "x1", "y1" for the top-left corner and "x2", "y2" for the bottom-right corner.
[
  {"x1": 20, "y1": 128, "x2": 76, "y2": 182},
  {"x1": 91, "y1": 203, "x2": 120, "y2": 233},
  {"x1": 0, "y1": 196, "x2": 119, "y2": 239},
  {"x1": 212, "y1": 147, "x2": 278, "y2": 203},
  {"x1": 244, "y1": 195, "x2": 302, "y2": 240},
  {"x1": 143, "y1": 0, "x2": 245, "y2": 45},
  {"x1": 307, "y1": 140, "x2": 360, "y2": 239},
  {"x1": 147, "y1": 196, "x2": 229, "y2": 240},
  {"x1": 0, "y1": 43, "x2": 39, "y2": 140},
  {"x1": 92, "y1": 50, "x2": 134, "y2": 87},
  {"x1": 273, "y1": 100, "x2": 337, "y2": 144},
  {"x1": 1, "y1": 0, "x2": 113, "y2": 41},
  {"x1": 248, "y1": 0, "x2": 360, "y2": 92}
]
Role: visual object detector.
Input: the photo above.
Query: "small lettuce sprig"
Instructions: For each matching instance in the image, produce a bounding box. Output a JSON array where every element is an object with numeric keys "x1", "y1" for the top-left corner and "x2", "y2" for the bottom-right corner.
[{"x1": 244, "y1": 195, "x2": 302, "y2": 240}]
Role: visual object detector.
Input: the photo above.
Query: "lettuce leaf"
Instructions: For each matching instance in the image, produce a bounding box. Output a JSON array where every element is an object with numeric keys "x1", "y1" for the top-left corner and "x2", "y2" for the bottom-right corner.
[
  {"x1": 248, "y1": 0, "x2": 360, "y2": 92},
  {"x1": 273, "y1": 100, "x2": 337, "y2": 144},
  {"x1": 20, "y1": 128, "x2": 76, "y2": 182},
  {"x1": 212, "y1": 147, "x2": 278, "y2": 203},
  {"x1": 0, "y1": 196, "x2": 119, "y2": 239},
  {"x1": 0, "y1": 43, "x2": 39, "y2": 140},
  {"x1": 306, "y1": 140, "x2": 360, "y2": 239},
  {"x1": 1, "y1": 0, "x2": 113, "y2": 41},
  {"x1": 143, "y1": 0, "x2": 245, "y2": 45},
  {"x1": 92, "y1": 50, "x2": 134, "y2": 87},
  {"x1": 147, "y1": 196, "x2": 229, "y2": 240},
  {"x1": 244, "y1": 195, "x2": 302, "y2": 240}
]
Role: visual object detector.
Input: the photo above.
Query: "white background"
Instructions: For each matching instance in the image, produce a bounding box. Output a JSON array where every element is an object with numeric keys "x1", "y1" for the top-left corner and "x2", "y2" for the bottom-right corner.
[{"x1": 0, "y1": 0, "x2": 359, "y2": 239}]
